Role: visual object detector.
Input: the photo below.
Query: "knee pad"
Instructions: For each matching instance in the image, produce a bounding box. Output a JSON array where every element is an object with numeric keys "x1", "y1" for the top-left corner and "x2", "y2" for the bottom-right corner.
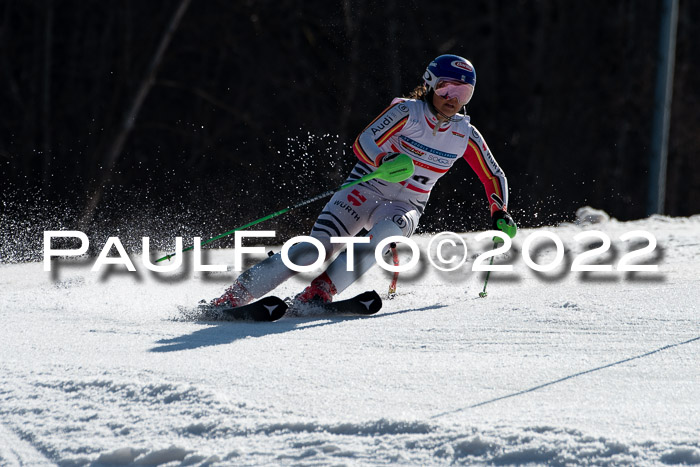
[
  {"x1": 368, "y1": 204, "x2": 420, "y2": 237},
  {"x1": 367, "y1": 219, "x2": 404, "y2": 253}
]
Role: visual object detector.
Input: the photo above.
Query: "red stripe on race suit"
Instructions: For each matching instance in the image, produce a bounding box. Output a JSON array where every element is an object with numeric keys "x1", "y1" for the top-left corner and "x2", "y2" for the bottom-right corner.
[
  {"x1": 424, "y1": 115, "x2": 449, "y2": 132},
  {"x1": 353, "y1": 139, "x2": 374, "y2": 165},
  {"x1": 399, "y1": 180, "x2": 430, "y2": 193},
  {"x1": 395, "y1": 141, "x2": 450, "y2": 174},
  {"x1": 463, "y1": 139, "x2": 504, "y2": 215},
  {"x1": 353, "y1": 103, "x2": 408, "y2": 167},
  {"x1": 412, "y1": 159, "x2": 449, "y2": 174},
  {"x1": 376, "y1": 116, "x2": 409, "y2": 146}
]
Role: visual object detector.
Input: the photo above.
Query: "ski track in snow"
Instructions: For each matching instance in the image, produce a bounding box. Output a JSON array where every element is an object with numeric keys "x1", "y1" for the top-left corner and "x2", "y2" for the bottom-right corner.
[{"x1": 1, "y1": 215, "x2": 699, "y2": 466}]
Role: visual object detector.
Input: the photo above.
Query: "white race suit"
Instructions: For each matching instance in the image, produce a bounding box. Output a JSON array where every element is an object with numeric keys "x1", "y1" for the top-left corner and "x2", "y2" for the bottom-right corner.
[{"x1": 235, "y1": 97, "x2": 510, "y2": 298}]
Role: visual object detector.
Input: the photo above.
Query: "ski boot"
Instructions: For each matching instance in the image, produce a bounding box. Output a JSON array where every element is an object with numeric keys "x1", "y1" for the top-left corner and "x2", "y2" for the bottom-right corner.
[
  {"x1": 204, "y1": 281, "x2": 254, "y2": 310},
  {"x1": 291, "y1": 273, "x2": 337, "y2": 311}
]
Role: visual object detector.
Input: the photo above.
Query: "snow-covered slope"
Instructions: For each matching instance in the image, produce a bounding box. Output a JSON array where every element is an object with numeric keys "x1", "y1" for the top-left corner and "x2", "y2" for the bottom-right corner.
[{"x1": 1, "y1": 215, "x2": 699, "y2": 466}]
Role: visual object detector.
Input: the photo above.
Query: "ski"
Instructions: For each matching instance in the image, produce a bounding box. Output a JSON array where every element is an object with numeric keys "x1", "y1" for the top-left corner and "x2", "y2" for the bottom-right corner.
[
  {"x1": 219, "y1": 296, "x2": 288, "y2": 322},
  {"x1": 195, "y1": 290, "x2": 381, "y2": 322},
  {"x1": 290, "y1": 290, "x2": 383, "y2": 317}
]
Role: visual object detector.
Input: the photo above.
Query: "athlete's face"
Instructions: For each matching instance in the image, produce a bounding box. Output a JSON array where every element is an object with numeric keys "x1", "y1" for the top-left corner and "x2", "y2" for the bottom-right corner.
[
  {"x1": 432, "y1": 79, "x2": 474, "y2": 118},
  {"x1": 432, "y1": 92, "x2": 462, "y2": 118}
]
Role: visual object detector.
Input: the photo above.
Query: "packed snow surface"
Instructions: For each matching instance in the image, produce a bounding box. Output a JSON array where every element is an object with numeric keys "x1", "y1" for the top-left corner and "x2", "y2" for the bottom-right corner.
[{"x1": 1, "y1": 215, "x2": 699, "y2": 466}]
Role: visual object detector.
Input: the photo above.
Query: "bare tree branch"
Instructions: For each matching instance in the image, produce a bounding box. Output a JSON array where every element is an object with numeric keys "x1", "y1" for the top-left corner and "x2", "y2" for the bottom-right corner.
[{"x1": 79, "y1": 0, "x2": 192, "y2": 228}]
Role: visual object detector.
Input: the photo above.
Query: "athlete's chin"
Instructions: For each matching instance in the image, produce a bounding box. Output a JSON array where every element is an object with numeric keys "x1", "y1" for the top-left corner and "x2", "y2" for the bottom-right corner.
[{"x1": 440, "y1": 105, "x2": 458, "y2": 117}]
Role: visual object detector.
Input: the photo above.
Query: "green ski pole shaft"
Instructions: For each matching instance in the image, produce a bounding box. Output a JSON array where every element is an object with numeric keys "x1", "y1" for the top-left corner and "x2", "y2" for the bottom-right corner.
[
  {"x1": 156, "y1": 176, "x2": 369, "y2": 262},
  {"x1": 155, "y1": 154, "x2": 416, "y2": 263},
  {"x1": 478, "y1": 242, "x2": 497, "y2": 298},
  {"x1": 478, "y1": 219, "x2": 514, "y2": 298}
]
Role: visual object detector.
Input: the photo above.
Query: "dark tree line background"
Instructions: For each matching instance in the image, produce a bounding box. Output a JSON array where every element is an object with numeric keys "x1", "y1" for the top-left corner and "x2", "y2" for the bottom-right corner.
[{"x1": 1, "y1": 0, "x2": 699, "y2": 258}]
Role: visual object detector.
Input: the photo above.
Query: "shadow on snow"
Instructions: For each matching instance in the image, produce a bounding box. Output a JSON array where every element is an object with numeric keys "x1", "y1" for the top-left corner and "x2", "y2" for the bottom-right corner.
[{"x1": 149, "y1": 304, "x2": 447, "y2": 353}]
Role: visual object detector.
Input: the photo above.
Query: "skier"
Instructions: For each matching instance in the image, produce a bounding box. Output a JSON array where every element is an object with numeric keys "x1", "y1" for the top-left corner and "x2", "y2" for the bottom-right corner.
[{"x1": 209, "y1": 54, "x2": 517, "y2": 309}]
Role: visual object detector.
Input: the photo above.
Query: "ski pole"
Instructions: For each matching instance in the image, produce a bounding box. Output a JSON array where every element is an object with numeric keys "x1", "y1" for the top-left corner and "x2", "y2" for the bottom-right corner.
[
  {"x1": 387, "y1": 242, "x2": 399, "y2": 299},
  {"x1": 479, "y1": 219, "x2": 506, "y2": 298},
  {"x1": 478, "y1": 218, "x2": 512, "y2": 298},
  {"x1": 478, "y1": 241, "x2": 497, "y2": 298},
  {"x1": 155, "y1": 154, "x2": 415, "y2": 263}
]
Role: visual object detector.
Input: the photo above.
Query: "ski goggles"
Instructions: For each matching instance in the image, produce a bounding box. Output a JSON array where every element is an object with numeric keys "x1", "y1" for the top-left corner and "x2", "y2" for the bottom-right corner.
[{"x1": 434, "y1": 79, "x2": 474, "y2": 104}]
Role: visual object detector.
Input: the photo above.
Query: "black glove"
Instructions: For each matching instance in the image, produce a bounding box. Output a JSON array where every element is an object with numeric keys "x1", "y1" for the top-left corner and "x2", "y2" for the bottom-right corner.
[
  {"x1": 491, "y1": 210, "x2": 517, "y2": 238},
  {"x1": 378, "y1": 152, "x2": 402, "y2": 165}
]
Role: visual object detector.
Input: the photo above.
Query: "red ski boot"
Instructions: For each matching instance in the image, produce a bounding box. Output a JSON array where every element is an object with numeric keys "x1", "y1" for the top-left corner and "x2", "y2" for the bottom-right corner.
[
  {"x1": 210, "y1": 280, "x2": 254, "y2": 308},
  {"x1": 294, "y1": 272, "x2": 337, "y2": 305}
]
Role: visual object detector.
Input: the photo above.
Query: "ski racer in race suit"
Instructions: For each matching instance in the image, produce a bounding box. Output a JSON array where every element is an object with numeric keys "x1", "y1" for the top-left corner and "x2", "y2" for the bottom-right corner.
[{"x1": 210, "y1": 54, "x2": 517, "y2": 308}]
